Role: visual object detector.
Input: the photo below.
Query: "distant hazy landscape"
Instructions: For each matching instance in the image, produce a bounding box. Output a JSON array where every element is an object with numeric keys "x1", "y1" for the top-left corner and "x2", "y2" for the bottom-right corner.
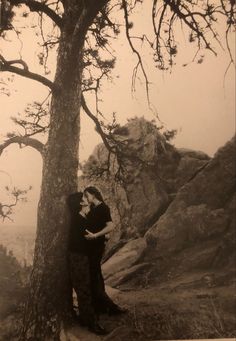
[{"x1": 0, "y1": 225, "x2": 36, "y2": 266}]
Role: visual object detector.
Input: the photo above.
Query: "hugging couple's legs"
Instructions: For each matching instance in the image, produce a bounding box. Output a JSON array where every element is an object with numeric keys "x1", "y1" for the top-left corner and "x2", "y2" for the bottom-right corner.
[
  {"x1": 69, "y1": 253, "x2": 95, "y2": 325},
  {"x1": 69, "y1": 253, "x2": 107, "y2": 335},
  {"x1": 88, "y1": 245, "x2": 123, "y2": 315}
]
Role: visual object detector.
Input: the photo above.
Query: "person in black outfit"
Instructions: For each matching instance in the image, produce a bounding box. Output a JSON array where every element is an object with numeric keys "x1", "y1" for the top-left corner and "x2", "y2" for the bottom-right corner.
[
  {"x1": 84, "y1": 186, "x2": 127, "y2": 315},
  {"x1": 67, "y1": 192, "x2": 107, "y2": 335}
]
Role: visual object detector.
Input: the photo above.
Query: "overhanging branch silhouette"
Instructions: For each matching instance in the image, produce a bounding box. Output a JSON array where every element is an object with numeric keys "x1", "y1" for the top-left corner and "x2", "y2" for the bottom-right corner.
[{"x1": 0, "y1": 55, "x2": 56, "y2": 91}]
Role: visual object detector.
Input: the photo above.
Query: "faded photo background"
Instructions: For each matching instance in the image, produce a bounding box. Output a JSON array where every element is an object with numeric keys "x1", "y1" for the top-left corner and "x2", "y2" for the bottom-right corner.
[{"x1": 0, "y1": 0, "x2": 235, "y2": 340}]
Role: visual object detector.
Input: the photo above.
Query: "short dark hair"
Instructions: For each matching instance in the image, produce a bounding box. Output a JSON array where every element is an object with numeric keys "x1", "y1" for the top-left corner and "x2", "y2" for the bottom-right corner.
[{"x1": 84, "y1": 186, "x2": 104, "y2": 203}]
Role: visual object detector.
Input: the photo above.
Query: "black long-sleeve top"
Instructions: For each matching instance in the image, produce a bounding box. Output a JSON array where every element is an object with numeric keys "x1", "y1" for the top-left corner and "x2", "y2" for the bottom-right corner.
[{"x1": 86, "y1": 203, "x2": 112, "y2": 248}]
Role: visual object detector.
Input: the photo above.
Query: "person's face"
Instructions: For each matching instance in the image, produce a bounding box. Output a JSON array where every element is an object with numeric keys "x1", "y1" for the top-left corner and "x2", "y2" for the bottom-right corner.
[
  {"x1": 80, "y1": 196, "x2": 90, "y2": 214},
  {"x1": 84, "y1": 191, "x2": 94, "y2": 204},
  {"x1": 81, "y1": 195, "x2": 89, "y2": 206}
]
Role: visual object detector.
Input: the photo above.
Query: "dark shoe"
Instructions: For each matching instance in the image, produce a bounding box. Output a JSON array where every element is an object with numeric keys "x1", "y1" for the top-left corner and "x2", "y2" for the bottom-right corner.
[
  {"x1": 88, "y1": 322, "x2": 108, "y2": 335},
  {"x1": 108, "y1": 306, "x2": 128, "y2": 315}
]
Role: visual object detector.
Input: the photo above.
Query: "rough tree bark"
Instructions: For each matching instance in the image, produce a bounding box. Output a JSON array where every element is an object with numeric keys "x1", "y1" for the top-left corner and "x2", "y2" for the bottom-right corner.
[
  {"x1": 19, "y1": 2, "x2": 108, "y2": 340},
  {"x1": 21, "y1": 34, "x2": 83, "y2": 341}
]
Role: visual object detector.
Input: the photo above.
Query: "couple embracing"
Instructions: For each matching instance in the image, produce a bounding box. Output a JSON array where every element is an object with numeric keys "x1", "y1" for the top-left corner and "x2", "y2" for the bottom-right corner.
[{"x1": 67, "y1": 186, "x2": 126, "y2": 335}]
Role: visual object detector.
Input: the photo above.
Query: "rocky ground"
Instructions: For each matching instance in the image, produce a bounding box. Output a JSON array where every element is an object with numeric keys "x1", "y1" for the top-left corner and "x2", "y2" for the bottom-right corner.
[{"x1": 65, "y1": 276, "x2": 235, "y2": 341}]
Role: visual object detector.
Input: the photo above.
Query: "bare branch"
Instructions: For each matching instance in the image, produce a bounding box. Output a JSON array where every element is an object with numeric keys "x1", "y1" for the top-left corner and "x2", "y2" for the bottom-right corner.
[
  {"x1": 81, "y1": 94, "x2": 138, "y2": 181},
  {"x1": 0, "y1": 186, "x2": 32, "y2": 221},
  {"x1": 151, "y1": 0, "x2": 236, "y2": 71},
  {"x1": 9, "y1": 0, "x2": 63, "y2": 28},
  {"x1": 0, "y1": 136, "x2": 44, "y2": 156},
  {"x1": 0, "y1": 55, "x2": 56, "y2": 90},
  {"x1": 122, "y1": 0, "x2": 150, "y2": 105},
  {"x1": 81, "y1": 94, "x2": 114, "y2": 153},
  {"x1": 11, "y1": 95, "x2": 51, "y2": 137}
]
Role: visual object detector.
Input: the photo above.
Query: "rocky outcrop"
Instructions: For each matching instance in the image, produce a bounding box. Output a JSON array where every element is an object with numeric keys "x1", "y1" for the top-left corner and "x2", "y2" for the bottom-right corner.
[
  {"x1": 79, "y1": 118, "x2": 209, "y2": 245},
  {"x1": 99, "y1": 134, "x2": 235, "y2": 290},
  {"x1": 145, "y1": 136, "x2": 236, "y2": 264}
]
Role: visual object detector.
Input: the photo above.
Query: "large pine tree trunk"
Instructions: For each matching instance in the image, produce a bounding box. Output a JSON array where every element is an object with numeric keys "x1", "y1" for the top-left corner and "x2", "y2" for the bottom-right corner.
[
  {"x1": 20, "y1": 2, "x2": 109, "y2": 338},
  {"x1": 21, "y1": 20, "x2": 85, "y2": 341}
]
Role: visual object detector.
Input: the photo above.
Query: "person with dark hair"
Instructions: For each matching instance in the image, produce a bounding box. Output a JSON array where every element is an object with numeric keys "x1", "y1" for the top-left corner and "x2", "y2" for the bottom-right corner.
[
  {"x1": 67, "y1": 192, "x2": 107, "y2": 335},
  {"x1": 84, "y1": 186, "x2": 127, "y2": 315}
]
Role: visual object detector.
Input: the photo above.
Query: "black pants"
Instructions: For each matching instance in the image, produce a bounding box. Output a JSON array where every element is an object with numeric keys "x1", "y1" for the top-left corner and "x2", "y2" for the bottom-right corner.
[
  {"x1": 88, "y1": 244, "x2": 119, "y2": 314},
  {"x1": 69, "y1": 252, "x2": 96, "y2": 325}
]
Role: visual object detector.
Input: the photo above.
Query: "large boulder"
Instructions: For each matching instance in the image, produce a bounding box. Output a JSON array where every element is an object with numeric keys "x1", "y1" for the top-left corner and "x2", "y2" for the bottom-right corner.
[
  {"x1": 145, "y1": 136, "x2": 236, "y2": 261},
  {"x1": 102, "y1": 238, "x2": 147, "y2": 280},
  {"x1": 146, "y1": 204, "x2": 229, "y2": 253},
  {"x1": 105, "y1": 262, "x2": 150, "y2": 287}
]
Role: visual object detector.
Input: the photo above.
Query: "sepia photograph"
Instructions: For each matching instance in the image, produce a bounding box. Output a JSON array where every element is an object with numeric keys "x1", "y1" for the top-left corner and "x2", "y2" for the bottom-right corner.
[{"x1": 0, "y1": 0, "x2": 235, "y2": 340}]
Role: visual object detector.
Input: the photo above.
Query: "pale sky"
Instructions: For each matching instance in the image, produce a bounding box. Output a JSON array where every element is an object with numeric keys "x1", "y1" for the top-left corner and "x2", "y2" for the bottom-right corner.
[{"x1": 0, "y1": 3, "x2": 235, "y2": 228}]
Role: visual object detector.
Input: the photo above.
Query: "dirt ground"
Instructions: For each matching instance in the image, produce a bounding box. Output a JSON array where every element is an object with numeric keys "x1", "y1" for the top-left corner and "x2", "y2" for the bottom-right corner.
[{"x1": 66, "y1": 269, "x2": 236, "y2": 341}]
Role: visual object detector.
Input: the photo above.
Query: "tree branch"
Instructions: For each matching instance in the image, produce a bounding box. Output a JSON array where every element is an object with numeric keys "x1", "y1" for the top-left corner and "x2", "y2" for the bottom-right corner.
[
  {"x1": 0, "y1": 55, "x2": 56, "y2": 91},
  {"x1": 0, "y1": 136, "x2": 44, "y2": 156},
  {"x1": 0, "y1": 186, "x2": 32, "y2": 221},
  {"x1": 81, "y1": 94, "x2": 114, "y2": 153},
  {"x1": 10, "y1": 0, "x2": 63, "y2": 29},
  {"x1": 122, "y1": 0, "x2": 150, "y2": 106}
]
